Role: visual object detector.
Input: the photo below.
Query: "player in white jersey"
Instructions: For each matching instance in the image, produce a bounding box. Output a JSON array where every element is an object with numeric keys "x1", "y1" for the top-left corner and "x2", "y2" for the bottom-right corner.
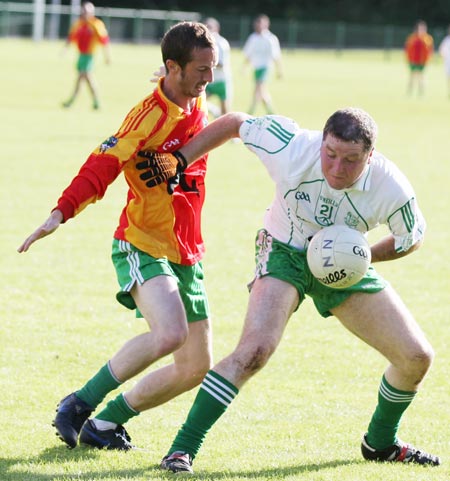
[
  {"x1": 135, "y1": 108, "x2": 440, "y2": 472},
  {"x1": 243, "y1": 117, "x2": 424, "y2": 254},
  {"x1": 243, "y1": 14, "x2": 282, "y2": 114},
  {"x1": 439, "y1": 25, "x2": 450, "y2": 97},
  {"x1": 204, "y1": 17, "x2": 232, "y2": 117}
]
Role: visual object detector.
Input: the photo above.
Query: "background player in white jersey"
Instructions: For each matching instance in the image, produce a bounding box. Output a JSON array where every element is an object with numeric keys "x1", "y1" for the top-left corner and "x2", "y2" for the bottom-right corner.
[
  {"x1": 139, "y1": 108, "x2": 440, "y2": 472},
  {"x1": 204, "y1": 17, "x2": 232, "y2": 117},
  {"x1": 439, "y1": 25, "x2": 450, "y2": 97},
  {"x1": 243, "y1": 14, "x2": 283, "y2": 114}
]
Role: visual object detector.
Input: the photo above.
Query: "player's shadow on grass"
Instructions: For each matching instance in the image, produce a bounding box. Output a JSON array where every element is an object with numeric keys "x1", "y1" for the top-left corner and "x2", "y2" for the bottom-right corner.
[
  {"x1": 0, "y1": 446, "x2": 144, "y2": 481},
  {"x1": 1, "y1": 448, "x2": 359, "y2": 480},
  {"x1": 154, "y1": 458, "x2": 361, "y2": 479}
]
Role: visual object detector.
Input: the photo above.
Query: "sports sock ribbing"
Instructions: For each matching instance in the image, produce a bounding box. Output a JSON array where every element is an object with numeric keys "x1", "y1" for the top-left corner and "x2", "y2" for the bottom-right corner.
[
  {"x1": 76, "y1": 362, "x2": 122, "y2": 408},
  {"x1": 94, "y1": 393, "x2": 139, "y2": 424},
  {"x1": 366, "y1": 375, "x2": 416, "y2": 449},
  {"x1": 168, "y1": 370, "x2": 239, "y2": 459}
]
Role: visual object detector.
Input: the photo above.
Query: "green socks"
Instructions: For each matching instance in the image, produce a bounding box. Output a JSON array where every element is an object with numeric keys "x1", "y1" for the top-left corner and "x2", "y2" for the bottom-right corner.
[
  {"x1": 76, "y1": 362, "x2": 121, "y2": 408},
  {"x1": 168, "y1": 370, "x2": 239, "y2": 459},
  {"x1": 75, "y1": 363, "x2": 138, "y2": 426},
  {"x1": 95, "y1": 393, "x2": 139, "y2": 424},
  {"x1": 366, "y1": 375, "x2": 416, "y2": 449}
]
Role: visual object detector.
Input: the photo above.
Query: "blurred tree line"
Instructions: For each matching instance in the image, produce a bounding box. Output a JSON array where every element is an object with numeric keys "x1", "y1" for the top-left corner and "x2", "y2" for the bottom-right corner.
[{"x1": 86, "y1": 0, "x2": 449, "y2": 27}]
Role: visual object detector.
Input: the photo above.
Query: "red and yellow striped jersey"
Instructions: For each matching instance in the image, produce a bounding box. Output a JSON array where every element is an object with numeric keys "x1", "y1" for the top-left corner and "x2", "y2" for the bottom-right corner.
[
  {"x1": 54, "y1": 79, "x2": 209, "y2": 265},
  {"x1": 68, "y1": 16, "x2": 109, "y2": 54}
]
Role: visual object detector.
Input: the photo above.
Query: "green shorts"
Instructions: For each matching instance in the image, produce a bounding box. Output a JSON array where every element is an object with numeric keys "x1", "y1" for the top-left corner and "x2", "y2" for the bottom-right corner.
[
  {"x1": 409, "y1": 63, "x2": 425, "y2": 71},
  {"x1": 206, "y1": 80, "x2": 228, "y2": 101},
  {"x1": 77, "y1": 53, "x2": 94, "y2": 73},
  {"x1": 111, "y1": 239, "x2": 210, "y2": 322},
  {"x1": 252, "y1": 229, "x2": 387, "y2": 317},
  {"x1": 254, "y1": 67, "x2": 269, "y2": 83}
]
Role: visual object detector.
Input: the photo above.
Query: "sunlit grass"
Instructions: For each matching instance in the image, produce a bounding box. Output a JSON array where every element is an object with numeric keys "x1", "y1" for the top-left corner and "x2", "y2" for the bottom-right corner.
[{"x1": 1, "y1": 39, "x2": 448, "y2": 480}]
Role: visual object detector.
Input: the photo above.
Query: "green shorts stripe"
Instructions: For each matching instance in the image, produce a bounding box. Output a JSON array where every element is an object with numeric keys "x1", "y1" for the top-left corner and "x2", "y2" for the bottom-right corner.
[
  {"x1": 112, "y1": 239, "x2": 209, "y2": 322},
  {"x1": 253, "y1": 229, "x2": 387, "y2": 317},
  {"x1": 119, "y1": 240, "x2": 145, "y2": 290}
]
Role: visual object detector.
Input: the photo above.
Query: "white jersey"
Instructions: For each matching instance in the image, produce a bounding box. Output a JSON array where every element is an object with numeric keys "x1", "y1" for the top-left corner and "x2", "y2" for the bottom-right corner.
[
  {"x1": 239, "y1": 115, "x2": 425, "y2": 253},
  {"x1": 243, "y1": 30, "x2": 281, "y2": 69},
  {"x1": 212, "y1": 32, "x2": 231, "y2": 83},
  {"x1": 439, "y1": 35, "x2": 450, "y2": 75}
]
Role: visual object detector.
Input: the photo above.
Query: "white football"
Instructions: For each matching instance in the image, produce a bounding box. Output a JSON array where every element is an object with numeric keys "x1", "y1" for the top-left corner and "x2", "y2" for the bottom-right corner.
[{"x1": 307, "y1": 225, "x2": 371, "y2": 289}]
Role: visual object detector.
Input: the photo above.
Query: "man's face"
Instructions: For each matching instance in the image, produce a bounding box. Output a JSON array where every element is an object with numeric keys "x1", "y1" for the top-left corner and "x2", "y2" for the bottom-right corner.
[
  {"x1": 81, "y1": 3, "x2": 94, "y2": 18},
  {"x1": 320, "y1": 133, "x2": 372, "y2": 190},
  {"x1": 177, "y1": 47, "x2": 216, "y2": 99}
]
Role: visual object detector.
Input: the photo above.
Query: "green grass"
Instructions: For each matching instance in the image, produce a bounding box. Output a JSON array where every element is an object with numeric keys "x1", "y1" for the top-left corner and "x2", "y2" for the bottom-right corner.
[{"x1": 1, "y1": 39, "x2": 449, "y2": 480}]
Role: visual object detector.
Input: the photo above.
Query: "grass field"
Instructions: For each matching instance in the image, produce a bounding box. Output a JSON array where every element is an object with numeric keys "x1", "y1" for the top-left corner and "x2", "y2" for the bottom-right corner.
[{"x1": 1, "y1": 39, "x2": 449, "y2": 481}]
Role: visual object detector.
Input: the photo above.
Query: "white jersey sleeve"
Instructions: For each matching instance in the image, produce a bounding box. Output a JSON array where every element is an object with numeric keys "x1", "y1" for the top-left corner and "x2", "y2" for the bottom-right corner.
[
  {"x1": 239, "y1": 115, "x2": 321, "y2": 184},
  {"x1": 370, "y1": 154, "x2": 426, "y2": 252},
  {"x1": 269, "y1": 32, "x2": 281, "y2": 61}
]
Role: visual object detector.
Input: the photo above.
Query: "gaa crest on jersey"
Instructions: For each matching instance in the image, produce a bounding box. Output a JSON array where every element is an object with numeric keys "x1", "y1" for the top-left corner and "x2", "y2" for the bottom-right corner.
[
  {"x1": 344, "y1": 212, "x2": 360, "y2": 228},
  {"x1": 100, "y1": 136, "x2": 118, "y2": 153}
]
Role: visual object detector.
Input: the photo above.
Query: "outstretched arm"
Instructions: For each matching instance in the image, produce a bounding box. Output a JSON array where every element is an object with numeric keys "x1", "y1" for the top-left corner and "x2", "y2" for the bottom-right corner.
[
  {"x1": 18, "y1": 148, "x2": 122, "y2": 252},
  {"x1": 103, "y1": 43, "x2": 112, "y2": 64},
  {"x1": 17, "y1": 209, "x2": 64, "y2": 253},
  {"x1": 179, "y1": 112, "x2": 250, "y2": 165},
  {"x1": 136, "y1": 112, "x2": 251, "y2": 190}
]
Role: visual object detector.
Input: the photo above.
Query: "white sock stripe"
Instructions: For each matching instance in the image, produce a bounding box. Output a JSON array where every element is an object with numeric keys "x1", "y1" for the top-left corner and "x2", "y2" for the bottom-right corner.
[
  {"x1": 380, "y1": 386, "x2": 414, "y2": 402},
  {"x1": 202, "y1": 377, "x2": 235, "y2": 403},
  {"x1": 380, "y1": 381, "x2": 415, "y2": 399},
  {"x1": 379, "y1": 382, "x2": 416, "y2": 403},
  {"x1": 201, "y1": 384, "x2": 231, "y2": 406},
  {"x1": 122, "y1": 394, "x2": 139, "y2": 414},
  {"x1": 205, "y1": 372, "x2": 237, "y2": 397},
  {"x1": 106, "y1": 361, "x2": 121, "y2": 383}
]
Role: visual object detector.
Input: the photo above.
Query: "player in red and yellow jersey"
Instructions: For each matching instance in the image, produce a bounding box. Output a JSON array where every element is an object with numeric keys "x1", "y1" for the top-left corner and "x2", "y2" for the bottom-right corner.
[
  {"x1": 62, "y1": 2, "x2": 111, "y2": 109},
  {"x1": 404, "y1": 20, "x2": 434, "y2": 96},
  {"x1": 56, "y1": 80, "x2": 208, "y2": 265},
  {"x1": 19, "y1": 22, "x2": 217, "y2": 451}
]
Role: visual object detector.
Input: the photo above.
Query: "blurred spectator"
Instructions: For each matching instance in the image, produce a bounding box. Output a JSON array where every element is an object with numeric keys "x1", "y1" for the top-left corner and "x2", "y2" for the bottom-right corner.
[
  {"x1": 243, "y1": 14, "x2": 283, "y2": 114},
  {"x1": 438, "y1": 25, "x2": 450, "y2": 98},
  {"x1": 204, "y1": 17, "x2": 232, "y2": 117},
  {"x1": 62, "y1": 1, "x2": 111, "y2": 110},
  {"x1": 404, "y1": 20, "x2": 434, "y2": 96}
]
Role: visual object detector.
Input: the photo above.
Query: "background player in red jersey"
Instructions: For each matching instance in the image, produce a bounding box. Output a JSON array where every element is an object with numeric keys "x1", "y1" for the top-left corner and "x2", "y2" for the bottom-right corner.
[
  {"x1": 62, "y1": 2, "x2": 111, "y2": 109},
  {"x1": 404, "y1": 20, "x2": 434, "y2": 96},
  {"x1": 18, "y1": 21, "x2": 217, "y2": 451}
]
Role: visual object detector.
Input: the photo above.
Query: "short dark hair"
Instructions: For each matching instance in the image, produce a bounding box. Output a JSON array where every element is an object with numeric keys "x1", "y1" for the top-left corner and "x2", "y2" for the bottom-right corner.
[
  {"x1": 161, "y1": 21, "x2": 215, "y2": 70},
  {"x1": 322, "y1": 107, "x2": 378, "y2": 152}
]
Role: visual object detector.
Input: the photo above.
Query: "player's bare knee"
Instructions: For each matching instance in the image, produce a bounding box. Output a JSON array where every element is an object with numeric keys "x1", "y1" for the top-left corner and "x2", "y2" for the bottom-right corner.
[
  {"x1": 236, "y1": 342, "x2": 276, "y2": 375},
  {"x1": 403, "y1": 344, "x2": 434, "y2": 381},
  {"x1": 415, "y1": 344, "x2": 434, "y2": 371}
]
